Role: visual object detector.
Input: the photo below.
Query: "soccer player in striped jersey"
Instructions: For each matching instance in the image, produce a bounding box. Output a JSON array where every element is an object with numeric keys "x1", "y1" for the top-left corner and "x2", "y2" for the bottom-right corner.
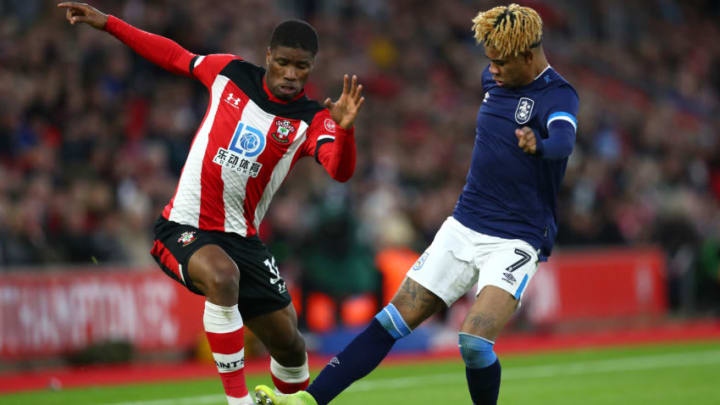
[
  {"x1": 255, "y1": 4, "x2": 578, "y2": 405},
  {"x1": 59, "y1": 3, "x2": 364, "y2": 405}
]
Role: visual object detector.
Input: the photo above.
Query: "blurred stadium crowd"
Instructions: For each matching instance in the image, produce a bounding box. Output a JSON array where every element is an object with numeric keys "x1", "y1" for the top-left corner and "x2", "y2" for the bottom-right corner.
[{"x1": 1, "y1": 0, "x2": 719, "y2": 312}]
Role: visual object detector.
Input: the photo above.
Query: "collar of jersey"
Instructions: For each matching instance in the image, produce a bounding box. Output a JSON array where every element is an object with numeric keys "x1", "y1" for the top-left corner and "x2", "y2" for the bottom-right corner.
[
  {"x1": 534, "y1": 65, "x2": 552, "y2": 81},
  {"x1": 262, "y1": 76, "x2": 306, "y2": 104},
  {"x1": 499, "y1": 65, "x2": 554, "y2": 93}
]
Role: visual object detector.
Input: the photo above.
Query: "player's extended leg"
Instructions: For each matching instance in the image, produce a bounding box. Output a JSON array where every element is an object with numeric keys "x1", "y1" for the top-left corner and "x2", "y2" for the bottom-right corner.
[
  {"x1": 188, "y1": 245, "x2": 252, "y2": 405},
  {"x1": 255, "y1": 277, "x2": 446, "y2": 405},
  {"x1": 308, "y1": 277, "x2": 445, "y2": 404},
  {"x1": 245, "y1": 303, "x2": 310, "y2": 394},
  {"x1": 459, "y1": 285, "x2": 519, "y2": 405}
]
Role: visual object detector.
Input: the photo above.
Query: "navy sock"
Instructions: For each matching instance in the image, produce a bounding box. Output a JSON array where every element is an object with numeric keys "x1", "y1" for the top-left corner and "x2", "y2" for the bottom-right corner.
[
  {"x1": 307, "y1": 319, "x2": 396, "y2": 405},
  {"x1": 466, "y1": 359, "x2": 501, "y2": 405}
]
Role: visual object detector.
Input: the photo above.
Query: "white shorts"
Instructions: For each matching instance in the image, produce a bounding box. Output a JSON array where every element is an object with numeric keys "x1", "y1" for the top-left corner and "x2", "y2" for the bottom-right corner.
[{"x1": 407, "y1": 216, "x2": 539, "y2": 307}]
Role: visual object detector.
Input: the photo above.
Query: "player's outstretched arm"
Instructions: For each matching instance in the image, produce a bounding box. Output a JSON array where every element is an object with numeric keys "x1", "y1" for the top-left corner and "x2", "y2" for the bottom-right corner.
[
  {"x1": 58, "y1": 2, "x2": 108, "y2": 29},
  {"x1": 58, "y1": 2, "x2": 196, "y2": 77},
  {"x1": 324, "y1": 74, "x2": 365, "y2": 130},
  {"x1": 516, "y1": 124, "x2": 575, "y2": 159}
]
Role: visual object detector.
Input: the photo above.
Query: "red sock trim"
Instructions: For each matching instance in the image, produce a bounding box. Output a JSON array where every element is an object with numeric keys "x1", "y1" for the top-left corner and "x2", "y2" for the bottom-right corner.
[
  {"x1": 206, "y1": 328, "x2": 244, "y2": 354},
  {"x1": 271, "y1": 373, "x2": 309, "y2": 394},
  {"x1": 206, "y1": 328, "x2": 246, "y2": 397},
  {"x1": 219, "y1": 368, "x2": 248, "y2": 397}
]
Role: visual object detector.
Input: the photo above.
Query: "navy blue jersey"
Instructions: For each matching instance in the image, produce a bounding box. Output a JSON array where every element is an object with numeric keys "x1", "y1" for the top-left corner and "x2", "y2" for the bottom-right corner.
[{"x1": 452, "y1": 66, "x2": 579, "y2": 261}]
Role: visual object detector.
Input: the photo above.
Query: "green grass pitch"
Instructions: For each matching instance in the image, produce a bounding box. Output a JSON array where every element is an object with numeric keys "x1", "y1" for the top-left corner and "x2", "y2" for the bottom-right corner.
[{"x1": 3, "y1": 341, "x2": 719, "y2": 404}]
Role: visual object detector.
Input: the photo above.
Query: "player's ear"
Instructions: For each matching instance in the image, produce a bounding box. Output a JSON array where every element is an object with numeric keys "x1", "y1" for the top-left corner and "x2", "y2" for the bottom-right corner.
[
  {"x1": 522, "y1": 51, "x2": 533, "y2": 65},
  {"x1": 307, "y1": 57, "x2": 316, "y2": 72},
  {"x1": 265, "y1": 47, "x2": 272, "y2": 66}
]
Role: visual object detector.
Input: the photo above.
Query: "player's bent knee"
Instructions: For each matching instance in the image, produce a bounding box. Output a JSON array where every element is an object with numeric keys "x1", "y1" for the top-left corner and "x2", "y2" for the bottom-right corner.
[
  {"x1": 374, "y1": 303, "x2": 412, "y2": 340},
  {"x1": 206, "y1": 265, "x2": 239, "y2": 293},
  {"x1": 188, "y1": 246, "x2": 240, "y2": 300},
  {"x1": 459, "y1": 332, "x2": 497, "y2": 369}
]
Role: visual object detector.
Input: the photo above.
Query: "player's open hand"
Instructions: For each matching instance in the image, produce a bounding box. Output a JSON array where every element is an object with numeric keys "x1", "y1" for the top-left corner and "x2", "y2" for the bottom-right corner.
[
  {"x1": 324, "y1": 74, "x2": 365, "y2": 130},
  {"x1": 58, "y1": 2, "x2": 108, "y2": 30},
  {"x1": 515, "y1": 126, "x2": 538, "y2": 154}
]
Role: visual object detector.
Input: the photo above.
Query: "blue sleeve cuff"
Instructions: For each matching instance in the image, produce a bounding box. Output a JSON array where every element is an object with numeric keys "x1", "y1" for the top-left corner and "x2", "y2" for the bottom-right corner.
[{"x1": 546, "y1": 112, "x2": 577, "y2": 132}]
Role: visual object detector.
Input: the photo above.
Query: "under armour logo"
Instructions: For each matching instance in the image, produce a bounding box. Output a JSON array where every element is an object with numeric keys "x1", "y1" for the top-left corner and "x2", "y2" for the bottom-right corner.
[{"x1": 225, "y1": 93, "x2": 242, "y2": 108}]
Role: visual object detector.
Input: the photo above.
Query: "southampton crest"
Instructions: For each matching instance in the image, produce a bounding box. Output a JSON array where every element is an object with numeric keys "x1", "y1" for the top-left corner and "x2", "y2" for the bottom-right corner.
[
  {"x1": 272, "y1": 119, "x2": 295, "y2": 144},
  {"x1": 177, "y1": 231, "x2": 197, "y2": 247},
  {"x1": 515, "y1": 97, "x2": 534, "y2": 124}
]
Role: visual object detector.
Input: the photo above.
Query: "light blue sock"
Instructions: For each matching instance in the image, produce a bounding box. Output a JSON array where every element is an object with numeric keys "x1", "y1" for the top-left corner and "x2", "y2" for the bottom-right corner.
[
  {"x1": 374, "y1": 303, "x2": 412, "y2": 339},
  {"x1": 459, "y1": 332, "x2": 501, "y2": 404}
]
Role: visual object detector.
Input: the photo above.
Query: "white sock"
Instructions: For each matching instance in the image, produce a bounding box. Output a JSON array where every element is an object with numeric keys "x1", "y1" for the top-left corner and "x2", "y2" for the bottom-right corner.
[{"x1": 270, "y1": 353, "x2": 310, "y2": 393}]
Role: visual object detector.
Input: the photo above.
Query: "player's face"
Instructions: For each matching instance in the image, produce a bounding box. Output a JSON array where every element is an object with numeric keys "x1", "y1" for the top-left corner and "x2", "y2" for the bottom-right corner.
[
  {"x1": 265, "y1": 46, "x2": 315, "y2": 101},
  {"x1": 485, "y1": 46, "x2": 533, "y2": 88}
]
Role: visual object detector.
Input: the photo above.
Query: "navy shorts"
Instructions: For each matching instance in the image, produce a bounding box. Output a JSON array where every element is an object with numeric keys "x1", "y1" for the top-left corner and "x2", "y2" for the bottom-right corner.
[{"x1": 150, "y1": 216, "x2": 291, "y2": 320}]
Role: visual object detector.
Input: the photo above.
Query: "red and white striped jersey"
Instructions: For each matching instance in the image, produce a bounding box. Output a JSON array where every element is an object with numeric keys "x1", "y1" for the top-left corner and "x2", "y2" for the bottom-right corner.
[{"x1": 106, "y1": 16, "x2": 356, "y2": 238}]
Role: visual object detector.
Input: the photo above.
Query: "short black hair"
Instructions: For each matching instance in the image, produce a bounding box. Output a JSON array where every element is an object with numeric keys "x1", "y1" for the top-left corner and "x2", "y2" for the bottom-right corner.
[{"x1": 269, "y1": 20, "x2": 319, "y2": 56}]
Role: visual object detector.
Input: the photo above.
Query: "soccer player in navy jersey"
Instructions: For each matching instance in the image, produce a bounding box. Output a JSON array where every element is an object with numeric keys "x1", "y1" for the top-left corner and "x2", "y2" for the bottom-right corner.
[
  {"x1": 59, "y1": 3, "x2": 364, "y2": 405},
  {"x1": 256, "y1": 4, "x2": 578, "y2": 405}
]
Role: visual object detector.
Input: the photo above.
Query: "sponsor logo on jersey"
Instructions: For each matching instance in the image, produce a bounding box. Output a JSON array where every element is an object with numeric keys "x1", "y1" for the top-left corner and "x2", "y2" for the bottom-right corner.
[
  {"x1": 213, "y1": 121, "x2": 266, "y2": 177},
  {"x1": 213, "y1": 148, "x2": 263, "y2": 178},
  {"x1": 177, "y1": 231, "x2": 197, "y2": 247},
  {"x1": 515, "y1": 97, "x2": 534, "y2": 124},
  {"x1": 224, "y1": 92, "x2": 242, "y2": 109},
  {"x1": 502, "y1": 272, "x2": 516, "y2": 285},
  {"x1": 271, "y1": 119, "x2": 295, "y2": 144},
  {"x1": 229, "y1": 122, "x2": 266, "y2": 158}
]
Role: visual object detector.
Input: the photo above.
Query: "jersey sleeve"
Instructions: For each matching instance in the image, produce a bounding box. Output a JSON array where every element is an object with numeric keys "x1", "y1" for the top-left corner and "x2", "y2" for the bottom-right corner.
[
  {"x1": 303, "y1": 110, "x2": 356, "y2": 182},
  {"x1": 543, "y1": 85, "x2": 579, "y2": 135},
  {"x1": 534, "y1": 85, "x2": 579, "y2": 160},
  {"x1": 189, "y1": 54, "x2": 243, "y2": 88},
  {"x1": 105, "y1": 15, "x2": 196, "y2": 77},
  {"x1": 105, "y1": 16, "x2": 240, "y2": 87}
]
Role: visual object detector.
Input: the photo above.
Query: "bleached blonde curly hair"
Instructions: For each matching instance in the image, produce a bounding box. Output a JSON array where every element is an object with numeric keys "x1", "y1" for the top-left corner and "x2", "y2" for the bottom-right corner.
[{"x1": 471, "y1": 3, "x2": 543, "y2": 58}]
